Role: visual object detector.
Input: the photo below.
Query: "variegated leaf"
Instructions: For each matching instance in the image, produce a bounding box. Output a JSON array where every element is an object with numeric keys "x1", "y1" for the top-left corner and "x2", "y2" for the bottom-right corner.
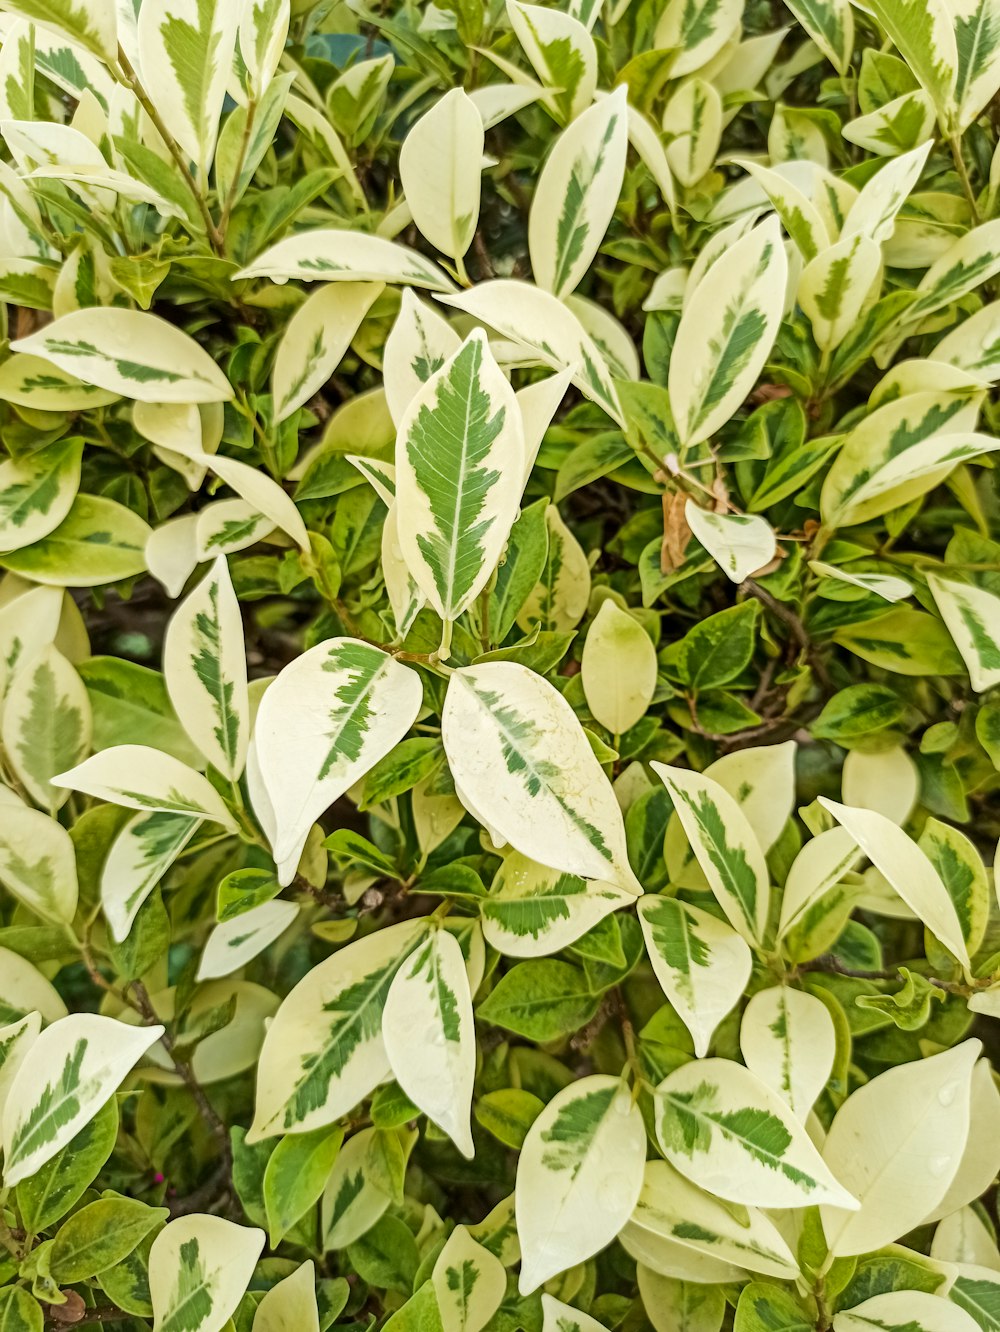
[
  {"x1": 0, "y1": 1012, "x2": 40, "y2": 1122},
  {"x1": 482, "y1": 852, "x2": 634, "y2": 957},
  {"x1": 777, "y1": 825, "x2": 861, "y2": 943},
  {"x1": 866, "y1": 0, "x2": 958, "y2": 119},
  {"x1": 395, "y1": 329, "x2": 526, "y2": 625},
  {"x1": 636, "y1": 1269, "x2": 726, "y2": 1332},
  {"x1": 919, "y1": 818, "x2": 990, "y2": 959},
  {"x1": 195, "y1": 497, "x2": 276, "y2": 561},
  {"x1": 101, "y1": 809, "x2": 201, "y2": 942},
  {"x1": 239, "y1": 0, "x2": 290, "y2": 98},
  {"x1": 780, "y1": 0, "x2": 853, "y2": 72},
  {"x1": 928, "y1": 574, "x2": 1000, "y2": 692},
  {"x1": 1, "y1": 0, "x2": 116, "y2": 61},
  {"x1": 196, "y1": 900, "x2": 299, "y2": 980},
  {"x1": 669, "y1": 216, "x2": 787, "y2": 448},
  {"x1": 235, "y1": 229, "x2": 455, "y2": 291},
  {"x1": 654, "y1": 1058, "x2": 858, "y2": 1210},
  {"x1": 809, "y1": 561, "x2": 913, "y2": 601},
  {"x1": 252, "y1": 638, "x2": 421, "y2": 882},
  {"x1": 253, "y1": 1260, "x2": 319, "y2": 1332},
  {"x1": 843, "y1": 89, "x2": 936, "y2": 155},
  {"x1": 321, "y1": 1127, "x2": 391, "y2": 1250},
  {"x1": 149, "y1": 1215, "x2": 264, "y2": 1332},
  {"x1": 515, "y1": 1074, "x2": 646, "y2": 1293},
  {"x1": 2, "y1": 1013, "x2": 163, "y2": 1185},
  {"x1": 506, "y1": 0, "x2": 596, "y2": 122},
  {"x1": 0, "y1": 804, "x2": 78, "y2": 924},
  {"x1": 740, "y1": 985, "x2": 836, "y2": 1120},
  {"x1": 432, "y1": 1228, "x2": 506, "y2": 1332},
  {"x1": 529, "y1": 86, "x2": 628, "y2": 300},
  {"x1": 400, "y1": 88, "x2": 484, "y2": 263},
  {"x1": 936, "y1": 300, "x2": 1000, "y2": 379},
  {"x1": 664, "y1": 81, "x2": 723, "y2": 189},
  {"x1": 249, "y1": 918, "x2": 426, "y2": 1140},
  {"x1": 736, "y1": 159, "x2": 831, "y2": 261},
  {"x1": 684, "y1": 504, "x2": 777, "y2": 585},
  {"x1": 273, "y1": 281, "x2": 384, "y2": 423},
  {"x1": 654, "y1": 0, "x2": 742, "y2": 76},
  {"x1": 442, "y1": 662, "x2": 642, "y2": 893},
  {"x1": 0, "y1": 352, "x2": 117, "y2": 410},
  {"x1": 541, "y1": 1298, "x2": 608, "y2": 1332},
  {"x1": 383, "y1": 288, "x2": 461, "y2": 426},
  {"x1": 0, "y1": 438, "x2": 82, "y2": 552},
  {"x1": 518, "y1": 503, "x2": 591, "y2": 632},
  {"x1": 841, "y1": 141, "x2": 932, "y2": 242},
  {"x1": 54, "y1": 745, "x2": 238, "y2": 829},
  {"x1": 906, "y1": 220, "x2": 1000, "y2": 323},
  {"x1": 833, "y1": 1292, "x2": 979, "y2": 1332},
  {"x1": 2, "y1": 644, "x2": 90, "y2": 811},
  {"x1": 382, "y1": 928, "x2": 476, "y2": 1158}
]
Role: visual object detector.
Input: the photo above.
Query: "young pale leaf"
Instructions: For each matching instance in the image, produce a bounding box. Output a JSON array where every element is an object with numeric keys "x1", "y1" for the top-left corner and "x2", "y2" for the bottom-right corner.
[
  {"x1": 395, "y1": 329, "x2": 526, "y2": 624},
  {"x1": 12, "y1": 309, "x2": 233, "y2": 403},
  {"x1": 798, "y1": 235, "x2": 883, "y2": 352},
  {"x1": 818, "y1": 797, "x2": 971, "y2": 969},
  {"x1": 482, "y1": 853, "x2": 634, "y2": 958},
  {"x1": 273, "y1": 282, "x2": 383, "y2": 423},
  {"x1": 102, "y1": 810, "x2": 201, "y2": 943},
  {"x1": 636, "y1": 1268, "x2": 726, "y2": 1332},
  {"x1": 781, "y1": 0, "x2": 853, "y2": 72},
  {"x1": 2, "y1": 1014, "x2": 163, "y2": 1186},
  {"x1": 0, "y1": 438, "x2": 82, "y2": 552},
  {"x1": 581, "y1": 599, "x2": 657, "y2": 735},
  {"x1": 382, "y1": 929, "x2": 476, "y2": 1158},
  {"x1": 739, "y1": 986, "x2": 835, "y2": 1120},
  {"x1": 625, "y1": 1159, "x2": 800, "y2": 1280},
  {"x1": 236, "y1": 229, "x2": 455, "y2": 291},
  {"x1": 669, "y1": 217, "x2": 787, "y2": 448},
  {"x1": 834, "y1": 1293, "x2": 978, "y2": 1332},
  {"x1": 249, "y1": 919, "x2": 426, "y2": 1141},
  {"x1": 253, "y1": 1261, "x2": 319, "y2": 1332},
  {"x1": 637, "y1": 896, "x2": 752, "y2": 1058},
  {"x1": 652, "y1": 763, "x2": 770, "y2": 948},
  {"x1": 685, "y1": 504, "x2": 777, "y2": 585},
  {"x1": 927, "y1": 575, "x2": 1000, "y2": 692},
  {"x1": 0, "y1": 804, "x2": 78, "y2": 924},
  {"x1": 506, "y1": 0, "x2": 596, "y2": 122},
  {"x1": 541, "y1": 1297, "x2": 608, "y2": 1332},
  {"x1": 400, "y1": 88, "x2": 483, "y2": 262},
  {"x1": 529, "y1": 87, "x2": 629, "y2": 300},
  {"x1": 821, "y1": 1039, "x2": 980, "y2": 1256},
  {"x1": 654, "y1": 1058, "x2": 858, "y2": 1211},
  {"x1": 239, "y1": 0, "x2": 291, "y2": 99},
  {"x1": 137, "y1": 0, "x2": 238, "y2": 178},
  {"x1": 515, "y1": 1074, "x2": 646, "y2": 1293},
  {"x1": 1, "y1": 644, "x2": 90, "y2": 811},
  {"x1": 252, "y1": 638, "x2": 423, "y2": 883},
  {"x1": 53, "y1": 745, "x2": 238, "y2": 830},
  {"x1": 442, "y1": 662, "x2": 641, "y2": 892},
  {"x1": 518, "y1": 503, "x2": 591, "y2": 632},
  {"x1": 433, "y1": 1227, "x2": 507, "y2": 1332},
  {"x1": 149, "y1": 1215, "x2": 264, "y2": 1332}
]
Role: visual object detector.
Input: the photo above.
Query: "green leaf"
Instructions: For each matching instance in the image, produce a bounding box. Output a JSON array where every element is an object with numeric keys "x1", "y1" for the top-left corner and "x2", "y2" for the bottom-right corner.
[
  {"x1": 50, "y1": 1195, "x2": 167, "y2": 1282},
  {"x1": 263, "y1": 1125, "x2": 345, "y2": 1245}
]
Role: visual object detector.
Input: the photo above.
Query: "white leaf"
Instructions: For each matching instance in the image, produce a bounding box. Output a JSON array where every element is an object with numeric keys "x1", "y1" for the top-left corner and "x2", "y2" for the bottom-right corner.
[
  {"x1": 197, "y1": 901, "x2": 300, "y2": 981},
  {"x1": 740, "y1": 985, "x2": 836, "y2": 1120},
  {"x1": 273, "y1": 282, "x2": 384, "y2": 423},
  {"x1": 580, "y1": 600, "x2": 657, "y2": 735},
  {"x1": 235, "y1": 229, "x2": 455, "y2": 291},
  {"x1": 833, "y1": 1292, "x2": 979, "y2": 1332},
  {"x1": 685, "y1": 504, "x2": 777, "y2": 584},
  {"x1": 53, "y1": 745, "x2": 238, "y2": 830},
  {"x1": 400, "y1": 88, "x2": 483, "y2": 262}
]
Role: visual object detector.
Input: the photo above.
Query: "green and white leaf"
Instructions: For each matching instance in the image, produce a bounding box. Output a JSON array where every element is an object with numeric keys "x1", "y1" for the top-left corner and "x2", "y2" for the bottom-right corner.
[
  {"x1": 541, "y1": 1297, "x2": 608, "y2": 1332},
  {"x1": 195, "y1": 497, "x2": 277, "y2": 562},
  {"x1": 580, "y1": 599, "x2": 657, "y2": 734},
  {"x1": 0, "y1": 804, "x2": 78, "y2": 924},
  {"x1": 2, "y1": 1013, "x2": 163, "y2": 1185},
  {"x1": 515, "y1": 1073, "x2": 646, "y2": 1293},
  {"x1": 739, "y1": 985, "x2": 835, "y2": 1120},
  {"x1": 529, "y1": 86, "x2": 628, "y2": 300},
  {"x1": 654, "y1": 1057, "x2": 858, "y2": 1210},
  {"x1": 178, "y1": 451, "x2": 309, "y2": 552},
  {"x1": 12, "y1": 308, "x2": 233, "y2": 403},
  {"x1": 652, "y1": 763, "x2": 770, "y2": 948},
  {"x1": 253, "y1": 1260, "x2": 319, "y2": 1332},
  {"x1": 239, "y1": 0, "x2": 290, "y2": 99},
  {"x1": 482, "y1": 852, "x2": 634, "y2": 958},
  {"x1": 433, "y1": 1227, "x2": 507, "y2": 1332},
  {"x1": 321, "y1": 1127, "x2": 391, "y2": 1250},
  {"x1": 638, "y1": 896, "x2": 752, "y2": 1058},
  {"x1": 936, "y1": 301, "x2": 1000, "y2": 379},
  {"x1": 843, "y1": 89, "x2": 936, "y2": 155},
  {"x1": 273, "y1": 281, "x2": 384, "y2": 423},
  {"x1": 906, "y1": 221, "x2": 1000, "y2": 323},
  {"x1": 395, "y1": 329, "x2": 525, "y2": 623},
  {"x1": 235, "y1": 229, "x2": 455, "y2": 292},
  {"x1": 54, "y1": 745, "x2": 238, "y2": 829},
  {"x1": 636, "y1": 1268, "x2": 726, "y2": 1332},
  {"x1": 833, "y1": 1292, "x2": 979, "y2": 1332},
  {"x1": 841, "y1": 141, "x2": 932, "y2": 242},
  {"x1": 506, "y1": 0, "x2": 596, "y2": 122},
  {"x1": 669, "y1": 217, "x2": 787, "y2": 448},
  {"x1": 809, "y1": 560, "x2": 912, "y2": 602},
  {"x1": 798, "y1": 235, "x2": 883, "y2": 351},
  {"x1": 101, "y1": 809, "x2": 201, "y2": 942},
  {"x1": 252, "y1": 637, "x2": 422, "y2": 883},
  {"x1": 866, "y1": 0, "x2": 958, "y2": 120},
  {"x1": 518, "y1": 503, "x2": 592, "y2": 632},
  {"x1": 819, "y1": 797, "x2": 972, "y2": 969},
  {"x1": 654, "y1": 0, "x2": 742, "y2": 76},
  {"x1": 383, "y1": 289, "x2": 461, "y2": 427},
  {"x1": 0, "y1": 946, "x2": 67, "y2": 1025},
  {"x1": 0, "y1": 1012, "x2": 41, "y2": 1122},
  {"x1": 149, "y1": 1215, "x2": 264, "y2": 1332},
  {"x1": 820, "y1": 1039, "x2": 980, "y2": 1256},
  {"x1": 0, "y1": 353, "x2": 117, "y2": 411},
  {"x1": 927, "y1": 574, "x2": 1000, "y2": 693},
  {"x1": 946, "y1": 0, "x2": 1000, "y2": 129},
  {"x1": 781, "y1": 0, "x2": 853, "y2": 72},
  {"x1": 0, "y1": 439, "x2": 82, "y2": 553},
  {"x1": 0, "y1": 495, "x2": 149, "y2": 588},
  {"x1": 777, "y1": 825, "x2": 861, "y2": 942},
  {"x1": 0, "y1": 0, "x2": 116, "y2": 63},
  {"x1": 663, "y1": 80, "x2": 723, "y2": 189},
  {"x1": 399, "y1": 88, "x2": 483, "y2": 262},
  {"x1": 2, "y1": 644, "x2": 90, "y2": 811},
  {"x1": 443, "y1": 662, "x2": 641, "y2": 892},
  {"x1": 249, "y1": 919, "x2": 426, "y2": 1140},
  {"x1": 685, "y1": 504, "x2": 777, "y2": 585},
  {"x1": 197, "y1": 901, "x2": 300, "y2": 981},
  {"x1": 736, "y1": 159, "x2": 831, "y2": 262},
  {"x1": 163, "y1": 555, "x2": 248, "y2": 779},
  {"x1": 382, "y1": 929, "x2": 476, "y2": 1158}
]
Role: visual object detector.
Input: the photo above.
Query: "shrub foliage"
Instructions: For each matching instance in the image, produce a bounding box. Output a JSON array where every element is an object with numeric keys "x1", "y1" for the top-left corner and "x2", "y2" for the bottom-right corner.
[{"x1": 2, "y1": 0, "x2": 1000, "y2": 1330}]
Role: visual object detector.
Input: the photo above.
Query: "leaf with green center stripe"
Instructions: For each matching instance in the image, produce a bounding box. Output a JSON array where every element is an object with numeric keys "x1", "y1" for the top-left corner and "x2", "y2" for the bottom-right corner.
[
  {"x1": 844, "y1": 88, "x2": 936, "y2": 154},
  {"x1": 0, "y1": 438, "x2": 82, "y2": 552},
  {"x1": 2, "y1": 644, "x2": 90, "y2": 812},
  {"x1": 0, "y1": 0, "x2": 117, "y2": 61},
  {"x1": 1, "y1": 1013, "x2": 163, "y2": 1186},
  {"x1": 637, "y1": 896, "x2": 751, "y2": 1058},
  {"x1": 905, "y1": 221, "x2": 1000, "y2": 324},
  {"x1": 515, "y1": 1074, "x2": 646, "y2": 1293},
  {"x1": 624, "y1": 1159, "x2": 800, "y2": 1280},
  {"x1": 382, "y1": 929, "x2": 476, "y2": 1158},
  {"x1": 653, "y1": 1058, "x2": 858, "y2": 1210},
  {"x1": 101, "y1": 809, "x2": 202, "y2": 943},
  {"x1": 637, "y1": 1271, "x2": 725, "y2": 1332},
  {"x1": 798, "y1": 235, "x2": 882, "y2": 353},
  {"x1": 833, "y1": 1291, "x2": 981, "y2": 1332},
  {"x1": 252, "y1": 637, "x2": 422, "y2": 885},
  {"x1": 136, "y1": 0, "x2": 238, "y2": 180},
  {"x1": 163, "y1": 556, "x2": 248, "y2": 780},
  {"x1": 841, "y1": 141, "x2": 931, "y2": 242},
  {"x1": 777, "y1": 826, "x2": 861, "y2": 950},
  {"x1": 238, "y1": 0, "x2": 289, "y2": 97},
  {"x1": 0, "y1": 494, "x2": 150, "y2": 587},
  {"x1": 928, "y1": 575, "x2": 1000, "y2": 692},
  {"x1": 0, "y1": 1287, "x2": 43, "y2": 1332},
  {"x1": 0, "y1": 804, "x2": 78, "y2": 924},
  {"x1": 248, "y1": 919, "x2": 426, "y2": 1141},
  {"x1": 12, "y1": 308, "x2": 233, "y2": 403},
  {"x1": 197, "y1": 899, "x2": 300, "y2": 980},
  {"x1": 945, "y1": 0, "x2": 1000, "y2": 129},
  {"x1": 433, "y1": 1226, "x2": 507, "y2": 1332},
  {"x1": 400, "y1": 88, "x2": 484, "y2": 264},
  {"x1": 819, "y1": 798, "x2": 972, "y2": 969},
  {"x1": 442, "y1": 662, "x2": 642, "y2": 892},
  {"x1": 439, "y1": 281, "x2": 622, "y2": 425},
  {"x1": 866, "y1": 0, "x2": 958, "y2": 121},
  {"x1": 917, "y1": 817, "x2": 989, "y2": 957},
  {"x1": 541, "y1": 1296, "x2": 609, "y2": 1332},
  {"x1": 0, "y1": 353, "x2": 117, "y2": 410},
  {"x1": 149, "y1": 1215, "x2": 264, "y2": 1332},
  {"x1": 384, "y1": 289, "x2": 462, "y2": 427},
  {"x1": 733, "y1": 1284, "x2": 813, "y2": 1332},
  {"x1": 669, "y1": 216, "x2": 787, "y2": 448},
  {"x1": 272, "y1": 281, "x2": 384, "y2": 424},
  {"x1": 736, "y1": 160, "x2": 831, "y2": 262},
  {"x1": 55, "y1": 745, "x2": 237, "y2": 829},
  {"x1": 506, "y1": 0, "x2": 596, "y2": 123},
  {"x1": 654, "y1": 0, "x2": 742, "y2": 76},
  {"x1": 235, "y1": 228, "x2": 456, "y2": 291},
  {"x1": 820, "y1": 389, "x2": 984, "y2": 527},
  {"x1": 528, "y1": 87, "x2": 628, "y2": 300},
  {"x1": 482, "y1": 851, "x2": 635, "y2": 958},
  {"x1": 739, "y1": 986, "x2": 836, "y2": 1121},
  {"x1": 651, "y1": 763, "x2": 770, "y2": 948},
  {"x1": 663, "y1": 80, "x2": 722, "y2": 189},
  {"x1": 321, "y1": 1127, "x2": 392, "y2": 1250},
  {"x1": 395, "y1": 328, "x2": 526, "y2": 624},
  {"x1": 936, "y1": 300, "x2": 1000, "y2": 379},
  {"x1": 780, "y1": 0, "x2": 853, "y2": 72}
]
